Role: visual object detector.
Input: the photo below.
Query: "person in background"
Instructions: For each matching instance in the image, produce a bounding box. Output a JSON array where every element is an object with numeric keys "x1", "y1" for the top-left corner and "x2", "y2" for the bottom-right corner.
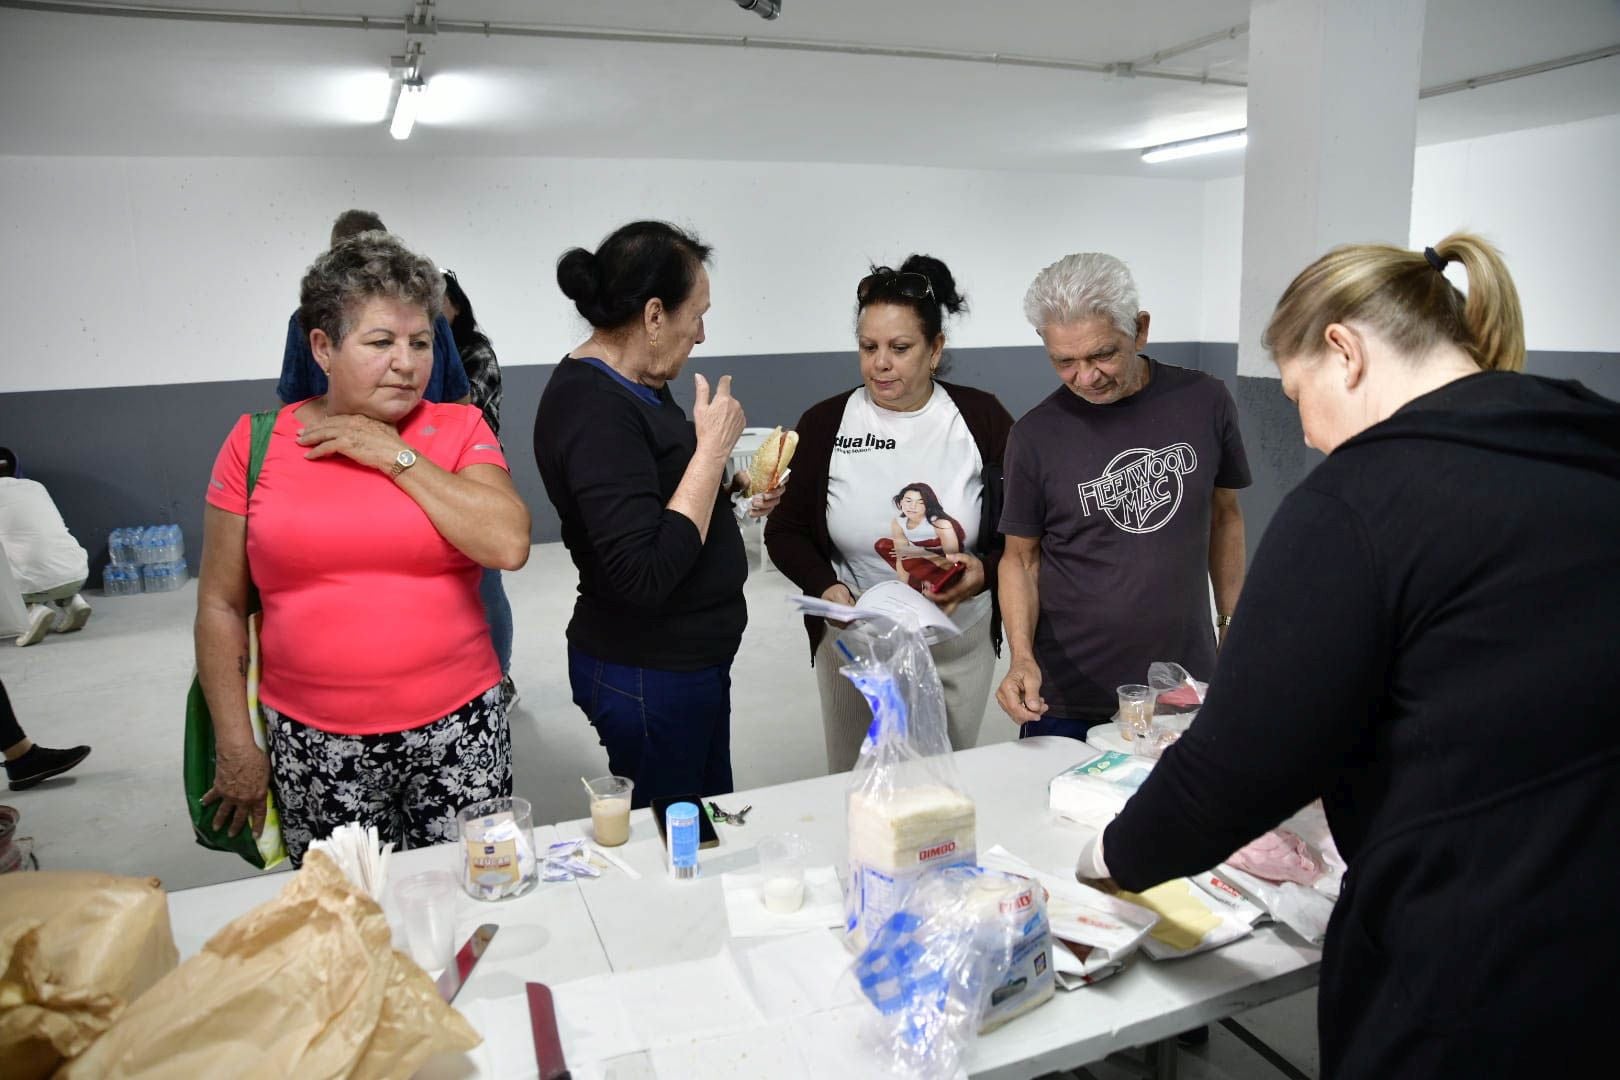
[
  {"x1": 2, "y1": 677, "x2": 91, "y2": 790},
  {"x1": 198, "y1": 231, "x2": 530, "y2": 863},
  {"x1": 277, "y1": 209, "x2": 472, "y2": 407},
  {"x1": 1078, "y1": 234, "x2": 1620, "y2": 1077},
  {"x1": 0, "y1": 447, "x2": 93, "y2": 647},
  {"x1": 441, "y1": 268, "x2": 516, "y2": 695},
  {"x1": 536, "y1": 220, "x2": 780, "y2": 809},
  {"x1": 766, "y1": 257, "x2": 1013, "y2": 772},
  {"x1": 996, "y1": 252, "x2": 1250, "y2": 737}
]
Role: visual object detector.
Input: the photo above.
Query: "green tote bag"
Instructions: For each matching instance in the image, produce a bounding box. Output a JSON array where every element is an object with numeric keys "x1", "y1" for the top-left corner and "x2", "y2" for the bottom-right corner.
[{"x1": 183, "y1": 409, "x2": 287, "y2": 869}]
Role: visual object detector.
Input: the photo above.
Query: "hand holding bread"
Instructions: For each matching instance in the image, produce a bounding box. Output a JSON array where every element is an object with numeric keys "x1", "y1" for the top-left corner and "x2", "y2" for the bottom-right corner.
[{"x1": 747, "y1": 426, "x2": 799, "y2": 495}]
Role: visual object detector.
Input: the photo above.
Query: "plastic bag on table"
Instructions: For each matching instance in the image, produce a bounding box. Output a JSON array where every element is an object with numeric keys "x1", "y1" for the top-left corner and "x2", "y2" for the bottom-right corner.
[
  {"x1": 853, "y1": 866, "x2": 1054, "y2": 1078},
  {"x1": 1147, "y1": 660, "x2": 1207, "y2": 712},
  {"x1": 837, "y1": 615, "x2": 976, "y2": 951}
]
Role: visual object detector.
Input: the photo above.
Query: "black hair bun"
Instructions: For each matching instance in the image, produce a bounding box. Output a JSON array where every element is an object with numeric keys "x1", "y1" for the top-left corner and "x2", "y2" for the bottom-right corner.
[
  {"x1": 901, "y1": 254, "x2": 967, "y2": 315},
  {"x1": 556, "y1": 247, "x2": 603, "y2": 319}
]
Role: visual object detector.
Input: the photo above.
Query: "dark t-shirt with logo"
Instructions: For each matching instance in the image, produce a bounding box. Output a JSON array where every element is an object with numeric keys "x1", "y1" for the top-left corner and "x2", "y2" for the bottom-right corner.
[{"x1": 1000, "y1": 357, "x2": 1251, "y2": 719}]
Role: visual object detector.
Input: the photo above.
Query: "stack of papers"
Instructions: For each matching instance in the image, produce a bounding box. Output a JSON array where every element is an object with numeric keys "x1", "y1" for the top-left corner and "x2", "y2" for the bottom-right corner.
[{"x1": 787, "y1": 579, "x2": 961, "y2": 644}]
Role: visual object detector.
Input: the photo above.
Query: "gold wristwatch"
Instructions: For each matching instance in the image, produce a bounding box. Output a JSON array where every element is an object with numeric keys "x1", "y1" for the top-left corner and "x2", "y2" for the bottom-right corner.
[{"x1": 389, "y1": 448, "x2": 418, "y2": 479}]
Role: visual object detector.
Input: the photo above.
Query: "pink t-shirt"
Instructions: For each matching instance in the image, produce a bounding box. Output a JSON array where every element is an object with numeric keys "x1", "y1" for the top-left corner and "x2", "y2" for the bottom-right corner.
[{"x1": 207, "y1": 399, "x2": 508, "y2": 735}]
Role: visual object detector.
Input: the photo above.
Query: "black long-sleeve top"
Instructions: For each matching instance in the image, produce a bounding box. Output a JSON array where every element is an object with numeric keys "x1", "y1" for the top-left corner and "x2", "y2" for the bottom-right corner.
[
  {"x1": 534, "y1": 357, "x2": 747, "y2": 670},
  {"x1": 1102, "y1": 371, "x2": 1620, "y2": 1078}
]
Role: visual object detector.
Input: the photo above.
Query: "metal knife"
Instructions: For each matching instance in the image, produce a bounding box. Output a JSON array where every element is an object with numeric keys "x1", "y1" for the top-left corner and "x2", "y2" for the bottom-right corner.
[
  {"x1": 435, "y1": 923, "x2": 497, "y2": 1003},
  {"x1": 526, "y1": 981, "x2": 571, "y2": 1079}
]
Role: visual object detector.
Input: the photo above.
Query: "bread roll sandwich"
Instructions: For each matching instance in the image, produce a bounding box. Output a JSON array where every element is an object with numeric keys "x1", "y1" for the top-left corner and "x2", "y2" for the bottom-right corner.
[{"x1": 747, "y1": 427, "x2": 798, "y2": 495}]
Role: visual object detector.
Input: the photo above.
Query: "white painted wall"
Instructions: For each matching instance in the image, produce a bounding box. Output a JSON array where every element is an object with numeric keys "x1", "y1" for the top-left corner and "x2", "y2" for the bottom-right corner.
[
  {"x1": 1200, "y1": 112, "x2": 1620, "y2": 352},
  {"x1": 0, "y1": 156, "x2": 1207, "y2": 394}
]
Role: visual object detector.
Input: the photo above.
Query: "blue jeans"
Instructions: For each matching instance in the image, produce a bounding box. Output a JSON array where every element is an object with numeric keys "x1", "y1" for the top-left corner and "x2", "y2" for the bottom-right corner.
[
  {"x1": 567, "y1": 647, "x2": 734, "y2": 810},
  {"x1": 1018, "y1": 714, "x2": 1107, "y2": 741},
  {"x1": 479, "y1": 568, "x2": 513, "y2": 676}
]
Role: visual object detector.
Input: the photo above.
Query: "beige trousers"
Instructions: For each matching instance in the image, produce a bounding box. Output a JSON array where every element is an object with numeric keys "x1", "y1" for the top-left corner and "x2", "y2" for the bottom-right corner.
[{"x1": 814, "y1": 606, "x2": 996, "y2": 775}]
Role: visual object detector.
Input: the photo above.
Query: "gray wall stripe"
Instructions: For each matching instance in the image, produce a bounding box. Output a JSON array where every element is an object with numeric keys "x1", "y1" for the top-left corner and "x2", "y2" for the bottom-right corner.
[{"x1": 1, "y1": 344, "x2": 1612, "y2": 578}]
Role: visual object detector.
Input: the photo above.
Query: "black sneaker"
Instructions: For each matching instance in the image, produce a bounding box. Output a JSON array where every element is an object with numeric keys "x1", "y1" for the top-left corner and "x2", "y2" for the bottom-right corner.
[{"x1": 5, "y1": 744, "x2": 92, "y2": 791}]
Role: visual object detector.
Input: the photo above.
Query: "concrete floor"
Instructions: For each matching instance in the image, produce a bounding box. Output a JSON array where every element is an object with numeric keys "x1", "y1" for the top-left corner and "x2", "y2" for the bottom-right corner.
[{"x1": 0, "y1": 533, "x2": 1318, "y2": 1078}]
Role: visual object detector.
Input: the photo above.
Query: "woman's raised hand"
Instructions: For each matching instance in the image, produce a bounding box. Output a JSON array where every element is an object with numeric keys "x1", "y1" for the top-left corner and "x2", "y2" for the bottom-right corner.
[{"x1": 693, "y1": 373, "x2": 746, "y2": 463}]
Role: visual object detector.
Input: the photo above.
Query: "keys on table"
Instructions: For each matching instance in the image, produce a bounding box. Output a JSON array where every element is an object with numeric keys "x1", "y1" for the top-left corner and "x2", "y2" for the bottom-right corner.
[{"x1": 707, "y1": 801, "x2": 751, "y2": 825}]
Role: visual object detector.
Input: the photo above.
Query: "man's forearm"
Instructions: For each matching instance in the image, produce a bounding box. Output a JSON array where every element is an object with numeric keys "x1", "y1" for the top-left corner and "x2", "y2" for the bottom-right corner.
[
  {"x1": 998, "y1": 550, "x2": 1040, "y2": 659},
  {"x1": 1209, "y1": 511, "x2": 1246, "y2": 617}
]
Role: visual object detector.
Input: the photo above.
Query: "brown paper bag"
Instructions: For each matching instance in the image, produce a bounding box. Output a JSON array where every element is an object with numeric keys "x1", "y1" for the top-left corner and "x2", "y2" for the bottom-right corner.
[
  {"x1": 0, "y1": 870, "x2": 179, "y2": 1080},
  {"x1": 60, "y1": 851, "x2": 480, "y2": 1079}
]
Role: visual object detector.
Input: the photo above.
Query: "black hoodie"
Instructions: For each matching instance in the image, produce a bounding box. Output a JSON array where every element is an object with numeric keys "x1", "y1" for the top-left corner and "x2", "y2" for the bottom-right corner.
[{"x1": 1102, "y1": 372, "x2": 1620, "y2": 1078}]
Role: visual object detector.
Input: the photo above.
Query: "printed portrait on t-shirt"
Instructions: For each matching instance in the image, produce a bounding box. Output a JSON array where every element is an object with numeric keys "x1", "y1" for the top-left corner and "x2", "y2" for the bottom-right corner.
[{"x1": 873, "y1": 482, "x2": 967, "y2": 595}]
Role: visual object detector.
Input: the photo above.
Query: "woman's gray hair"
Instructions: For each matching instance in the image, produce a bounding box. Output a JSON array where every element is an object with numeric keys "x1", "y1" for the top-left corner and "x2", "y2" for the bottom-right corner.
[
  {"x1": 298, "y1": 230, "x2": 444, "y2": 345},
  {"x1": 1022, "y1": 252, "x2": 1140, "y2": 337}
]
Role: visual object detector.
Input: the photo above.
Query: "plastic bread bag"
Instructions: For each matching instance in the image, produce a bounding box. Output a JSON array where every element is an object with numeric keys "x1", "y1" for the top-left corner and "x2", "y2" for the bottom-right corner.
[
  {"x1": 853, "y1": 866, "x2": 1054, "y2": 1078},
  {"x1": 0, "y1": 870, "x2": 179, "y2": 1080},
  {"x1": 1147, "y1": 660, "x2": 1207, "y2": 713},
  {"x1": 57, "y1": 850, "x2": 479, "y2": 1079},
  {"x1": 837, "y1": 615, "x2": 976, "y2": 951}
]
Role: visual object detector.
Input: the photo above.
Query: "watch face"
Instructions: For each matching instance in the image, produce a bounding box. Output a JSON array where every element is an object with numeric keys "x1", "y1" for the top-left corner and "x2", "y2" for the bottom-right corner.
[{"x1": 397, "y1": 449, "x2": 417, "y2": 467}]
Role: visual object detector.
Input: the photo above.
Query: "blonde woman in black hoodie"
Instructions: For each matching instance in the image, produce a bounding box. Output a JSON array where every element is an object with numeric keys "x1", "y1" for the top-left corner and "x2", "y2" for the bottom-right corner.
[{"x1": 1080, "y1": 233, "x2": 1620, "y2": 1078}]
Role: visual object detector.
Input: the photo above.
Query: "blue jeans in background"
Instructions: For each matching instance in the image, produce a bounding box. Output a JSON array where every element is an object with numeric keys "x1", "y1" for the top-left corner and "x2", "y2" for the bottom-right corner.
[
  {"x1": 567, "y1": 646, "x2": 734, "y2": 810},
  {"x1": 479, "y1": 568, "x2": 513, "y2": 676}
]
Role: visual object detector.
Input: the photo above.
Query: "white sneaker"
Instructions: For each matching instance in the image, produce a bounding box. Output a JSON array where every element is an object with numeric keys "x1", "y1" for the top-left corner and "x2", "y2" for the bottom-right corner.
[
  {"x1": 52, "y1": 594, "x2": 92, "y2": 633},
  {"x1": 16, "y1": 604, "x2": 54, "y2": 647}
]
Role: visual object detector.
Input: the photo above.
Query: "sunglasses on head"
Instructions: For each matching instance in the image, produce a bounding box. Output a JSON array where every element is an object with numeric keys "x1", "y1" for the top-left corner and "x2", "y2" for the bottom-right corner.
[{"x1": 857, "y1": 268, "x2": 934, "y2": 305}]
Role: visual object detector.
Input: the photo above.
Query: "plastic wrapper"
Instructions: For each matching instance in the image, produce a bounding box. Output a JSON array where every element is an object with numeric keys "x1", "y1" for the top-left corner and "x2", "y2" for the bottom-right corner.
[
  {"x1": 57, "y1": 850, "x2": 479, "y2": 1078},
  {"x1": 1147, "y1": 660, "x2": 1207, "y2": 713},
  {"x1": 854, "y1": 866, "x2": 1054, "y2": 1078},
  {"x1": 0, "y1": 870, "x2": 179, "y2": 1080},
  {"x1": 837, "y1": 616, "x2": 976, "y2": 950}
]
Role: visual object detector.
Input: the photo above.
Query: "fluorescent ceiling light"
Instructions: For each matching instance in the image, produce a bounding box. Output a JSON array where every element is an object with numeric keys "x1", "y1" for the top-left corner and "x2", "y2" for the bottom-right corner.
[
  {"x1": 1141, "y1": 128, "x2": 1247, "y2": 163},
  {"x1": 389, "y1": 79, "x2": 425, "y2": 140}
]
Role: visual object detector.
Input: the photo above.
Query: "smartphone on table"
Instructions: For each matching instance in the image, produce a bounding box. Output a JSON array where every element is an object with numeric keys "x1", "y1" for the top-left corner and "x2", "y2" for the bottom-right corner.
[{"x1": 650, "y1": 794, "x2": 721, "y2": 849}]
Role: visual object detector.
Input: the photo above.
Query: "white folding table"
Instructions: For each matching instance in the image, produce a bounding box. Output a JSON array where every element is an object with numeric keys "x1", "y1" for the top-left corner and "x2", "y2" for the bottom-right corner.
[{"x1": 166, "y1": 738, "x2": 1321, "y2": 1077}]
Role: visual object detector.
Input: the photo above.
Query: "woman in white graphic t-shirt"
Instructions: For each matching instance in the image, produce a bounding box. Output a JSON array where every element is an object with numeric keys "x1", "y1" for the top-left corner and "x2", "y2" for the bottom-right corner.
[
  {"x1": 876, "y1": 482, "x2": 966, "y2": 593},
  {"x1": 765, "y1": 254, "x2": 1017, "y2": 774}
]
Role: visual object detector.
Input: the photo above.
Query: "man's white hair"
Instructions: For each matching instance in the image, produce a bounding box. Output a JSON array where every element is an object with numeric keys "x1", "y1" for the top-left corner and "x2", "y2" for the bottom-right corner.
[{"x1": 1022, "y1": 252, "x2": 1140, "y2": 337}]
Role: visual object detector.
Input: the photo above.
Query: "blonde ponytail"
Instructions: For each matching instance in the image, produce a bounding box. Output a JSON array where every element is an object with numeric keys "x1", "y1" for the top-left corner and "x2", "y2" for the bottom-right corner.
[
  {"x1": 1431, "y1": 232, "x2": 1525, "y2": 372},
  {"x1": 1263, "y1": 231, "x2": 1526, "y2": 374}
]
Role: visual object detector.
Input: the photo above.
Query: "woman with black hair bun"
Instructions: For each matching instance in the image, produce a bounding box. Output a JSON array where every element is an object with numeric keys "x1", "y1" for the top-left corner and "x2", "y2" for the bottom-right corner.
[
  {"x1": 766, "y1": 254, "x2": 1015, "y2": 773},
  {"x1": 535, "y1": 221, "x2": 782, "y2": 808}
]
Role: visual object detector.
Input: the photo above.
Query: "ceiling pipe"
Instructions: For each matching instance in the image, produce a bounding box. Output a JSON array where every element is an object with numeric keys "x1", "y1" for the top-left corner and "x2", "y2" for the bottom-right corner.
[{"x1": 2, "y1": 0, "x2": 1614, "y2": 100}]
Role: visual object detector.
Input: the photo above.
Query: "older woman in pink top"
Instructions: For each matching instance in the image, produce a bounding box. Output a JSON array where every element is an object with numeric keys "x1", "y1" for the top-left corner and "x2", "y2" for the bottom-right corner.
[{"x1": 195, "y1": 232, "x2": 531, "y2": 864}]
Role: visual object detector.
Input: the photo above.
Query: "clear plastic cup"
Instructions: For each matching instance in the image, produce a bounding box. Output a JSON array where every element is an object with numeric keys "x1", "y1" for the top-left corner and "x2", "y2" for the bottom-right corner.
[
  {"x1": 757, "y1": 832, "x2": 808, "y2": 914},
  {"x1": 457, "y1": 796, "x2": 538, "y2": 900},
  {"x1": 586, "y1": 776, "x2": 634, "y2": 847},
  {"x1": 394, "y1": 870, "x2": 459, "y2": 972},
  {"x1": 1117, "y1": 684, "x2": 1155, "y2": 742}
]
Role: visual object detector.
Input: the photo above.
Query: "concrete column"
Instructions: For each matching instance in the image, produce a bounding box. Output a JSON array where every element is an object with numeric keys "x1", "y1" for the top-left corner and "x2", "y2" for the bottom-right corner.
[
  {"x1": 1229, "y1": 0, "x2": 1426, "y2": 553},
  {"x1": 1237, "y1": 0, "x2": 1427, "y2": 378}
]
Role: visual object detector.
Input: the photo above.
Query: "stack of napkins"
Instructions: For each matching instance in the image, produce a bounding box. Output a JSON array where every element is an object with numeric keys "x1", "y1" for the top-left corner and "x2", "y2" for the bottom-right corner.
[
  {"x1": 721, "y1": 866, "x2": 846, "y2": 938},
  {"x1": 1047, "y1": 751, "x2": 1156, "y2": 831}
]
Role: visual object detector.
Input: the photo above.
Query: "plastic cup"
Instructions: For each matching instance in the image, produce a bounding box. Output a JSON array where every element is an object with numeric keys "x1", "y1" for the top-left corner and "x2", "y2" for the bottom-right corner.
[
  {"x1": 1117, "y1": 684, "x2": 1155, "y2": 741},
  {"x1": 456, "y1": 796, "x2": 539, "y2": 901},
  {"x1": 758, "y1": 832, "x2": 808, "y2": 914},
  {"x1": 394, "y1": 870, "x2": 458, "y2": 972},
  {"x1": 586, "y1": 776, "x2": 634, "y2": 847}
]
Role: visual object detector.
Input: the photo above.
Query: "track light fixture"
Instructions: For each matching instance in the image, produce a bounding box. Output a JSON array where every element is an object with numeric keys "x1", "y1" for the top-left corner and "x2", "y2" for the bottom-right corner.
[{"x1": 734, "y1": 0, "x2": 782, "y2": 20}]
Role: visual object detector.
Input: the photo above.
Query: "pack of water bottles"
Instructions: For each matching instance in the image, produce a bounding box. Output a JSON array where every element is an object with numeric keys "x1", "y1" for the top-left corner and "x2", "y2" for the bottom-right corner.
[{"x1": 103, "y1": 525, "x2": 187, "y2": 596}]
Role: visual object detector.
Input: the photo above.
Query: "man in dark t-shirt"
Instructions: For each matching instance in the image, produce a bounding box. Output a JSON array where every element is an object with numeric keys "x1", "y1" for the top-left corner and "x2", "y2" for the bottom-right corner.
[{"x1": 996, "y1": 252, "x2": 1250, "y2": 737}]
